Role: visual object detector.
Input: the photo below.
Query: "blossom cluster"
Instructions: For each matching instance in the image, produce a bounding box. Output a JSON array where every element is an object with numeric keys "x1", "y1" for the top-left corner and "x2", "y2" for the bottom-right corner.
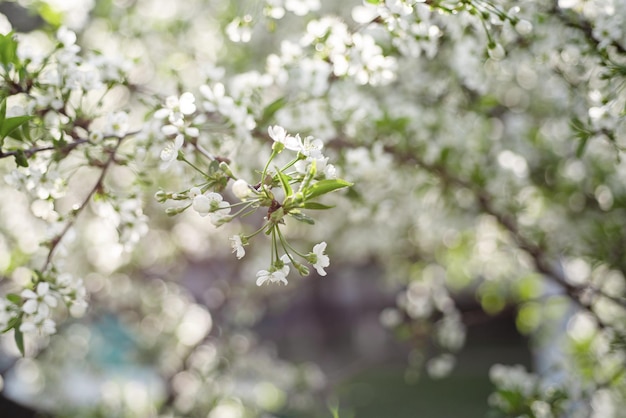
[{"x1": 155, "y1": 119, "x2": 348, "y2": 286}]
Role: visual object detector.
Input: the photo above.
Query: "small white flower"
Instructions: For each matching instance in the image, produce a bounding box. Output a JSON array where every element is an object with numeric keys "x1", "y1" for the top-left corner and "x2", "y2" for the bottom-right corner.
[
  {"x1": 310, "y1": 242, "x2": 330, "y2": 276},
  {"x1": 160, "y1": 134, "x2": 184, "y2": 165},
  {"x1": 300, "y1": 135, "x2": 324, "y2": 158},
  {"x1": 285, "y1": 0, "x2": 320, "y2": 16},
  {"x1": 189, "y1": 187, "x2": 202, "y2": 198},
  {"x1": 21, "y1": 282, "x2": 58, "y2": 317},
  {"x1": 230, "y1": 235, "x2": 246, "y2": 259},
  {"x1": 20, "y1": 315, "x2": 56, "y2": 336},
  {"x1": 192, "y1": 192, "x2": 231, "y2": 224},
  {"x1": 256, "y1": 265, "x2": 290, "y2": 286},
  {"x1": 154, "y1": 92, "x2": 196, "y2": 125},
  {"x1": 515, "y1": 20, "x2": 533, "y2": 36},
  {"x1": 56, "y1": 274, "x2": 88, "y2": 317},
  {"x1": 268, "y1": 125, "x2": 300, "y2": 151},
  {"x1": 57, "y1": 26, "x2": 77, "y2": 47},
  {"x1": 487, "y1": 43, "x2": 505, "y2": 60},
  {"x1": 105, "y1": 111, "x2": 130, "y2": 137},
  {"x1": 232, "y1": 179, "x2": 252, "y2": 200},
  {"x1": 192, "y1": 194, "x2": 213, "y2": 216}
]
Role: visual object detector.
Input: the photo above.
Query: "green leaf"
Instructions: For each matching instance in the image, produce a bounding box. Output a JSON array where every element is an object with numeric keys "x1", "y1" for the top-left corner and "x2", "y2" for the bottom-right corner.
[
  {"x1": 0, "y1": 98, "x2": 5, "y2": 148},
  {"x1": 37, "y1": 3, "x2": 64, "y2": 27},
  {"x1": 14, "y1": 326, "x2": 25, "y2": 356},
  {"x1": 1, "y1": 115, "x2": 34, "y2": 140},
  {"x1": 276, "y1": 168, "x2": 293, "y2": 197},
  {"x1": 208, "y1": 160, "x2": 220, "y2": 174},
  {"x1": 6, "y1": 293, "x2": 21, "y2": 304},
  {"x1": 570, "y1": 117, "x2": 591, "y2": 158},
  {"x1": 4, "y1": 315, "x2": 20, "y2": 332},
  {"x1": 576, "y1": 135, "x2": 589, "y2": 158},
  {"x1": 289, "y1": 211, "x2": 315, "y2": 225},
  {"x1": 0, "y1": 98, "x2": 6, "y2": 126},
  {"x1": 261, "y1": 97, "x2": 287, "y2": 124},
  {"x1": 0, "y1": 32, "x2": 18, "y2": 68},
  {"x1": 14, "y1": 149, "x2": 29, "y2": 167},
  {"x1": 302, "y1": 201, "x2": 335, "y2": 210},
  {"x1": 304, "y1": 179, "x2": 352, "y2": 200}
]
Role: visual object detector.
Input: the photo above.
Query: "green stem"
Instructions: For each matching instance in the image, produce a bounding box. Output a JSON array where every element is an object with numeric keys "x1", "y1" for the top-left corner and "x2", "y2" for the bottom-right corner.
[
  {"x1": 261, "y1": 149, "x2": 278, "y2": 185},
  {"x1": 180, "y1": 155, "x2": 209, "y2": 178},
  {"x1": 229, "y1": 200, "x2": 260, "y2": 218},
  {"x1": 276, "y1": 227, "x2": 307, "y2": 259},
  {"x1": 280, "y1": 157, "x2": 300, "y2": 172},
  {"x1": 246, "y1": 222, "x2": 271, "y2": 240}
]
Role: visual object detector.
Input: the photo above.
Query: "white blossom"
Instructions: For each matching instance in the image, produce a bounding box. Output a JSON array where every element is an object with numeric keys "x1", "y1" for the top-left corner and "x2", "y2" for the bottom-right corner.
[
  {"x1": 256, "y1": 265, "x2": 290, "y2": 286},
  {"x1": 20, "y1": 315, "x2": 56, "y2": 336},
  {"x1": 268, "y1": 125, "x2": 301, "y2": 151},
  {"x1": 192, "y1": 192, "x2": 231, "y2": 225},
  {"x1": 309, "y1": 242, "x2": 330, "y2": 276},
  {"x1": 21, "y1": 282, "x2": 58, "y2": 317},
  {"x1": 160, "y1": 134, "x2": 184, "y2": 167},
  {"x1": 230, "y1": 235, "x2": 246, "y2": 259}
]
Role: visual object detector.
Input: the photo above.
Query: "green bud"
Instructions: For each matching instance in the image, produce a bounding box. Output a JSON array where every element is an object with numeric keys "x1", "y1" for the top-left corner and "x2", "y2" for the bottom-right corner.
[
  {"x1": 165, "y1": 206, "x2": 187, "y2": 216},
  {"x1": 295, "y1": 262, "x2": 310, "y2": 276},
  {"x1": 154, "y1": 190, "x2": 168, "y2": 203},
  {"x1": 272, "y1": 141, "x2": 285, "y2": 153},
  {"x1": 219, "y1": 161, "x2": 235, "y2": 177},
  {"x1": 214, "y1": 215, "x2": 233, "y2": 226}
]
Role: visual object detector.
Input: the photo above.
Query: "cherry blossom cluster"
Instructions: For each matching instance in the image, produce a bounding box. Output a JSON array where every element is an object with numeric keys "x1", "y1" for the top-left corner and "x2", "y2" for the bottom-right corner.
[{"x1": 154, "y1": 114, "x2": 351, "y2": 286}]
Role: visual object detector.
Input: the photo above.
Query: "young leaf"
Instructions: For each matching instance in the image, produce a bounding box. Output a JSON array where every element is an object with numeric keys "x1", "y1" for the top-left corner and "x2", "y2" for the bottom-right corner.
[
  {"x1": 289, "y1": 211, "x2": 315, "y2": 225},
  {"x1": 0, "y1": 98, "x2": 6, "y2": 127},
  {"x1": 260, "y1": 97, "x2": 287, "y2": 125},
  {"x1": 6, "y1": 293, "x2": 21, "y2": 304},
  {"x1": 1, "y1": 115, "x2": 34, "y2": 140},
  {"x1": 0, "y1": 32, "x2": 18, "y2": 68},
  {"x1": 304, "y1": 179, "x2": 352, "y2": 200},
  {"x1": 276, "y1": 168, "x2": 293, "y2": 197},
  {"x1": 14, "y1": 326, "x2": 25, "y2": 356},
  {"x1": 302, "y1": 201, "x2": 335, "y2": 210}
]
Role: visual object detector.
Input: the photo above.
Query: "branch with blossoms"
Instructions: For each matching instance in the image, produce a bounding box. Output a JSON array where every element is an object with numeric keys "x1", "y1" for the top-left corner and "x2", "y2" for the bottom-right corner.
[
  {"x1": 383, "y1": 140, "x2": 626, "y2": 332},
  {"x1": 155, "y1": 111, "x2": 352, "y2": 285},
  {"x1": 0, "y1": 27, "x2": 147, "y2": 354}
]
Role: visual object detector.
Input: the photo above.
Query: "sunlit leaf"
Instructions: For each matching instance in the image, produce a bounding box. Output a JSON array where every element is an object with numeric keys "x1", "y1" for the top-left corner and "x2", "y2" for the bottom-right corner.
[
  {"x1": 1, "y1": 115, "x2": 33, "y2": 140},
  {"x1": 304, "y1": 179, "x2": 352, "y2": 200},
  {"x1": 6, "y1": 293, "x2": 21, "y2": 304},
  {"x1": 0, "y1": 32, "x2": 18, "y2": 68}
]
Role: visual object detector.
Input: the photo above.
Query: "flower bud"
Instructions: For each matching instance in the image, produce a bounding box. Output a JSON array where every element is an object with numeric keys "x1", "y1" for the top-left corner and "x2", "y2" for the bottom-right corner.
[
  {"x1": 232, "y1": 179, "x2": 252, "y2": 200},
  {"x1": 488, "y1": 43, "x2": 505, "y2": 60},
  {"x1": 154, "y1": 190, "x2": 168, "y2": 202},
  {"x1": 219, "y1": 161, "x2": 235, "y2": 177},
  {"x1": 515, "y1": 20, "x2": 532, "y2": 36},
  {"x1": 166, "y1": 206, "x2": 187, "y2": 216}
]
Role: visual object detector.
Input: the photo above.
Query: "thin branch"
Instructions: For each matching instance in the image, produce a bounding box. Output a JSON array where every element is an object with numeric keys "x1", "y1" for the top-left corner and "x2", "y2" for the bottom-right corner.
[
  {"x1": 551, "y1": 1, "x2": 626, "y2": 55},
  {"x1": 0, "y1": 138, "x2": 90, "y2": 159},
  {"x1": 395, "y1": 149, "x2": 626, "y2": 325},
  {"x1": 41, "y1": 137, "x2": 124, "y2": 271}
]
